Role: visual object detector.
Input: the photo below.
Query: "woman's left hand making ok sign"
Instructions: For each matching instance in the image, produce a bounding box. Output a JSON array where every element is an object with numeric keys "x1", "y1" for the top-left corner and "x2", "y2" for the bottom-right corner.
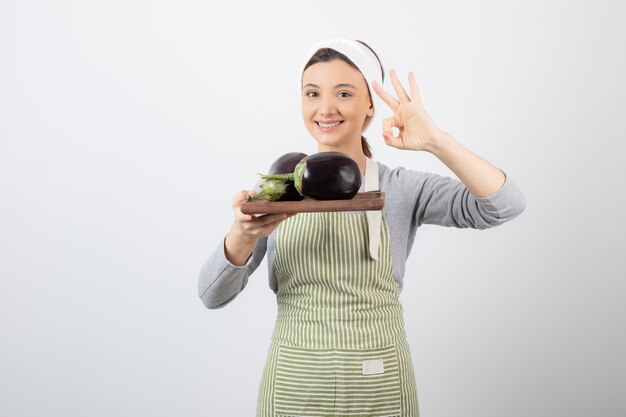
[{"x1": 372, "y1": 69, "x2": 447, "y2": 152}]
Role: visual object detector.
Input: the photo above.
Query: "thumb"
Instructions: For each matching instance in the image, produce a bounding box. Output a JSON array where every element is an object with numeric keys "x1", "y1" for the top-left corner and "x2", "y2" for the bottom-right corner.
[{"x1": 232, "y1": 190, "x2": 252, "y2": 208}]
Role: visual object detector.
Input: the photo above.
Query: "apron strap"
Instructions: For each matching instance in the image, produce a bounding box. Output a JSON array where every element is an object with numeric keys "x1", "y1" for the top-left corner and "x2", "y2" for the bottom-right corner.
[{"x1": 365, "y1": 158, "x2": 382, "y2": 260}]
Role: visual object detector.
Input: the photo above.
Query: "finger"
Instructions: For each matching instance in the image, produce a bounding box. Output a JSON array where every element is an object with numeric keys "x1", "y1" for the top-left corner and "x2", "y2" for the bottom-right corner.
[
  {"x1": 408, "y1": 71, "x2": 423, "y2": 107},
  {"x1": 235, "y1": 209, "x2": 253, "y2": 223},
  {"x1": 245, "y1": 214, "x2": 289, "y2": 237},
  {"x1": 232, "y1": 190, "x2": 253, "y2": 221},
  {"x1": 381, "y1": 116, "x2": 397, "y2": 139},
  {"x1": 371, "y1": 80, "x2": 399, "y2": 110},
  {"x1": 382, "y1": 131, "x2": 404, "y2": 149},
  {"x1": 381, "y1": 116, "x2": 403, "y2": 149},
  {"x1": 390, "y1": 69, "x2": 410, "y2": 103},
  {"x1": 251, "y1": 213, "x2": 288, "y2": 227},
  {"x1": 232, "y1": 190, "x2": 251, "y2": 207},
  {"x1": 256, "y1": 216, "x2": 290, "y2": 236}
]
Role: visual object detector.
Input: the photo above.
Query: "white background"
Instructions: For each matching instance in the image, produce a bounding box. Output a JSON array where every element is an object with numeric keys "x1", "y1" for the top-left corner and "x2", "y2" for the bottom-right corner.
[{"x1": 1, "y1": 1, "x2": 625, "y2": 416}]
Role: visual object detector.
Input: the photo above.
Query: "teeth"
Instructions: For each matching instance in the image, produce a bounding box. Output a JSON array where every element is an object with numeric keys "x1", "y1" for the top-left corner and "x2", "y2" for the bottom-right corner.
[{"x1": 318, "y1": 121, "x2": 341, "y2": 128}]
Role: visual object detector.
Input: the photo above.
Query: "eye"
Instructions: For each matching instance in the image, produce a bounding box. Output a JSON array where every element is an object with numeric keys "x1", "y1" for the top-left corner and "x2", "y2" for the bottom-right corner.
[
  {"x1": 305, "y1": 91, "x2": 318, "y2": 97},
  {"x1": 338, "y1": 91, "x2": 351, "y2": 98}
]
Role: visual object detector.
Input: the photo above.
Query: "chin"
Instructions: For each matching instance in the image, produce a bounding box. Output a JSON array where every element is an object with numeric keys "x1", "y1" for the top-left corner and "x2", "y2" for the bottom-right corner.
[{"x1": 312, "y1": 136, "x2": 343, "y2": 148}]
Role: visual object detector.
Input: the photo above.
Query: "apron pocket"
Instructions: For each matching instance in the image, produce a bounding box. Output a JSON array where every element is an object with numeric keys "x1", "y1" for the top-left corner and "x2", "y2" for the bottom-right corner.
[{"x1": 274, "y1": 344, "x2": 402, "y2": 417}]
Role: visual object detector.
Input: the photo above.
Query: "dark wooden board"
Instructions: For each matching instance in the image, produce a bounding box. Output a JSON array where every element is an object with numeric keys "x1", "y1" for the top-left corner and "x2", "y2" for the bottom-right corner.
[{"x1": 240, "y1": 191, "x2": 385, "y2": 215}]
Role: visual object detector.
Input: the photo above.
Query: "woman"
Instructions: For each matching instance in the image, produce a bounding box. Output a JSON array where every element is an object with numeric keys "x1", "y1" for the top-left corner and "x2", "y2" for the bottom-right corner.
[{"x1": 198, "y1": 37, "x2": 526, "y2": 417}]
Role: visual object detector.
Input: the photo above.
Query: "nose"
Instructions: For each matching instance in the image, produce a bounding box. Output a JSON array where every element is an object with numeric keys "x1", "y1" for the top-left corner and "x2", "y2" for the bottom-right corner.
[{"x1": 318, "y1": 96, "x2": 338, "y2": 117}]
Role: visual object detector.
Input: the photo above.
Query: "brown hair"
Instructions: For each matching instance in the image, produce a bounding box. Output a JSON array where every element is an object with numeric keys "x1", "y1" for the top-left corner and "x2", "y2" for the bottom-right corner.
[{"x1": 302, "y1": 40, "x2": 385, "y2": 158}]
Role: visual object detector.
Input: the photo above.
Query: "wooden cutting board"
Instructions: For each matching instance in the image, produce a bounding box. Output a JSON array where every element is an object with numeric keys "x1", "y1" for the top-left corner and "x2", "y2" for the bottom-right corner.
[{"x1": 240, "y1": 191, "x2": 385, "y2": 215}]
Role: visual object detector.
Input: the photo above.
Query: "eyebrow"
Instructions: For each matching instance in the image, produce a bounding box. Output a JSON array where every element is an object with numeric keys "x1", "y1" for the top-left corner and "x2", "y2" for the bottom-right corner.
[{"x1": 302, "y1": 83, "x2": 357, "y2": 90}]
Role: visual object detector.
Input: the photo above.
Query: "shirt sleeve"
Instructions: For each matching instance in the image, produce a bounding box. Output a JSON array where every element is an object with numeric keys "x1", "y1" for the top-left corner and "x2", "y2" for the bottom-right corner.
[
  {"x1": 197, "y1": 236, "x2": 267, "y2": 309},
  {"x1": 392, "y1": 167, "x2": 526, "y2": 229}
]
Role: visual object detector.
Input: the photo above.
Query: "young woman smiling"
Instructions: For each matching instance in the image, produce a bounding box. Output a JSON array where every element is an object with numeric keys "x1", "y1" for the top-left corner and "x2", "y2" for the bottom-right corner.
[{"x1": 199, "y1": 37, "x2": 526, "y2": 417}]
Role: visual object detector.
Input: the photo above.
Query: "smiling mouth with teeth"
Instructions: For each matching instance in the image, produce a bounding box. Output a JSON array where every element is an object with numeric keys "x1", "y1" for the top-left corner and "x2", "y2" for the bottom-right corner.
[{"x1": 316, "y1": 121, "x2": 344, "y2": 128}]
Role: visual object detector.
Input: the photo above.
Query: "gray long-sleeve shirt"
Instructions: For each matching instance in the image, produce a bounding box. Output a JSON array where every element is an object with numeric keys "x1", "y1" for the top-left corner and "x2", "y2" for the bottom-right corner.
[{"x1": 198, "y1": 162, "x2": 526, "y2": 309}]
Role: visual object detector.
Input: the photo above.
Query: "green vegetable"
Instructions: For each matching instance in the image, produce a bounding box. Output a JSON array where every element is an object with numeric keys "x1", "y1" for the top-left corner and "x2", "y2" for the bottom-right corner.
[{"x1": 247, "y1": 179, "x2": 290, "y2": 202}]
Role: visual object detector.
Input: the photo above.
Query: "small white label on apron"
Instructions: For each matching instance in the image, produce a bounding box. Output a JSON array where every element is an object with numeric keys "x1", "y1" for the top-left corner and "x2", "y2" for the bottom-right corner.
[{"x1": 362, "y1": 358, "x2": 385, "y2": 375}]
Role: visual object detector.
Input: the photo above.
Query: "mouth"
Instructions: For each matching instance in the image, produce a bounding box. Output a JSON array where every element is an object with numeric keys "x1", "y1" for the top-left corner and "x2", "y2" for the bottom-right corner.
[{"x1": 315, "y1": 120, "x2": 344, "y2": 131}]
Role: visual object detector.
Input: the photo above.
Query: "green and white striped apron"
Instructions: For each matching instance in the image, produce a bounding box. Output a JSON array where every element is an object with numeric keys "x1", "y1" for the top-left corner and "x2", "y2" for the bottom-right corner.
[{"x1": 256, "y1": 161, "x2": 419, "y2": 417}]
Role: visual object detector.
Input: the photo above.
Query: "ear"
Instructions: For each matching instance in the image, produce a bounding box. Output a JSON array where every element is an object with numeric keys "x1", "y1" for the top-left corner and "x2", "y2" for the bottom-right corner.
[{"x1": 367, "y1": 101, "x2": 374, "y2": 117}]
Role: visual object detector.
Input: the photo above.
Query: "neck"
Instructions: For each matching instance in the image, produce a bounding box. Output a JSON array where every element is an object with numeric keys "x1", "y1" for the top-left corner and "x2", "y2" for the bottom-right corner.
[{"x1": 317, "y1": 141, "x2": 368, "y2": 176}]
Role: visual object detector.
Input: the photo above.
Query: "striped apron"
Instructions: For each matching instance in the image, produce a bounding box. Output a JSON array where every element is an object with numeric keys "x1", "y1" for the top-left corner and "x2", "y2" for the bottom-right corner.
[{"x1": 256, "y1": 164, "x2": 419, "y2": 417}]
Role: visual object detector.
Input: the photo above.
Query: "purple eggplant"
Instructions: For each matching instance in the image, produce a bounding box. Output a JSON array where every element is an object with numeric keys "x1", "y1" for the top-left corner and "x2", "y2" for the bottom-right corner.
[
  {"x1": 267, "y1": 152, "x2": 308, "y2": 175},
  {"x1": 249, "y1": 152, "x2": 308, "y2": 201},
  {"x1": 260, "y1": 151, "x2": 361, "y2": 200}
]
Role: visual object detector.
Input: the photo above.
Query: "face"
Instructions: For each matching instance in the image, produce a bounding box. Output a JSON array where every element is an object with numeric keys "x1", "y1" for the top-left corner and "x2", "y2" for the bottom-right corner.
[{"x1": 301, "y1": 59, "x2": 374, "y2": 150}]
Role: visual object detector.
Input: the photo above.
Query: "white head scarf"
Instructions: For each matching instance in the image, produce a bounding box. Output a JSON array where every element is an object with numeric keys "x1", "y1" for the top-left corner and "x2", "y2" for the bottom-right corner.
[{"x1": 299, "y1": 37, "x2": 384, "y2": 132}]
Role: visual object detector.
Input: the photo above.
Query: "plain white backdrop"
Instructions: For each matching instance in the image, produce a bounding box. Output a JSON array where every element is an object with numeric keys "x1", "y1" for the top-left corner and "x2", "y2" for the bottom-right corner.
[{"x1": 1, "y1": 0, "x2": 625, "y2": 416}]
